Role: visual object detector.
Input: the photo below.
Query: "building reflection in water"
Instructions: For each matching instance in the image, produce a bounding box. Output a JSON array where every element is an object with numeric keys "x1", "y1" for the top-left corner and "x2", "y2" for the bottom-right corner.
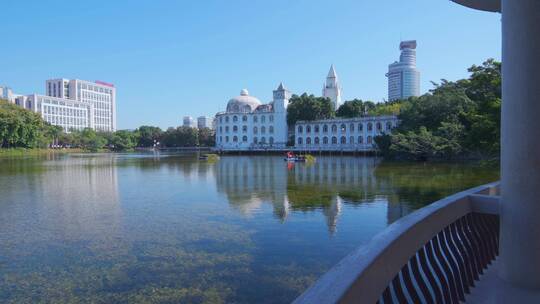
[
  {"x1": 215, "y1": 155, "x2": 410, "y2": 234},
  {"x1": 0, "y1": 154, "x2": 122, "y2": 257}
]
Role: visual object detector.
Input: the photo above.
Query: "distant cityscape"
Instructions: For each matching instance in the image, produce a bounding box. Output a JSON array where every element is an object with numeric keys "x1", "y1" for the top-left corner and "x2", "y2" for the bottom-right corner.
[{"x1": 0, "y1": 40, "x2": 420, "y2": 149}]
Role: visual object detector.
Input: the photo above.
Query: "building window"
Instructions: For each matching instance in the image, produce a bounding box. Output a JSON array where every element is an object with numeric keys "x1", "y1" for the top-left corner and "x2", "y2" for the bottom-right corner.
[
  {"x1": 226, "y1": 136, "x2": 229, "y2": 142},
  {"x1": 350, "y1": 123, "x2": 355, "y2": 132},
  {"x1": 340, "y1": 124, "x2": 346, "y2": 132},
  {"x1": 261, "y1": 137, "x2": 266, "y2": 144},
  {"x1": 261, "y1": 126, "x2": 266, "y2": 134},
  {"x1": 242, "y1": 136, "x2": 247, "y2": 142},
  {"x1": 323, "y1": 125, "x2": 328, "y2": 133},
  {"x1": 298, "y1": 125, "x2": 303, "y2": 133},
  {"x1": 315, "y1": 137, "x2": 320, "y2": 145},
  {"x1": 331, "y1": 124, "x2": 337, "y2": 133},
  {"x1": 254, "y1": 126, "x2": 258, "y2": 134},
  {"x1": 349, "y1": 136, "x2": 354, "y2": 144},
  {"x1": 359, "y1": 123, "x2": 363, "y2": 131},
  {"x1": 323, "y1": 137, "x2": 328, "y2": 144},
  {"x1": 340, "y1": 136, "x2": 346, "y2": 144},
  {"x1": 298, "y1": 137, "x2": 303, "y2": 145},
  {"x1": 368, "y1": 123, "x2": 373, "y2": 131},
  {"x1": 367, "y1": 136, "x2": 372, "y2": 144},
  {"x1": 219, "y1": 126, "x2": 223, "y2": 133},
  {"x1": 269, "y1": 115, "x2": 274, "y2": 122},
  {"x1": 242, "y1": 115, "x2": 247, "y2": 122},
  {"x1": 386, "y1": 122, "x2": 392, "y2": 130},
  {"x1": 226, "y1": 116, "x2": 229, "y2": 123},
  {"x1": 242, "y1": 125, "x2": 247, "y2": 132},
  {"x1": 358, "y1": 136, "x2": 363, "y2": 144},
  {"x1": 233, "y1": 126, "x2": 238, "y2": 132},
  {"x1": 233, "y1": 136, "x2": 238, "y2": 142},
  {"x1": 233, "y1": 116, "x2": 238, "y2": 122},
  {"x1": 261, "y1": 115, "x2": 266, "y2": 123},
  {"x1": 306, "y1": 137, "x2": 311, "y2": 145},
  {"x1": 306, "y1": 125, "x2": 311, "y2": 133},
  {"x1": 376, "y1": 122, "x2": 382, "y2": 131},
  {"x1": 269, "y1": 126, "x2": 274, "y2": 133},
  {"x1": 332, "y1": 136, "x2": 337, "y2": 144},
  {"x1": 269, "y1": 137, "x2": 274, "y2": 144},
  {"x1": 315, "y1": 125, "x2": 320, "y2": 133},
  {"x1": 254, "y1": 137, "x2": 258, "y2": 144},
  {"x1": 225, "y1": 126, "x2": 229, "y2": 132},
  {"x1": 253, "y1": 116, "x2": 258, "y2": 123}
]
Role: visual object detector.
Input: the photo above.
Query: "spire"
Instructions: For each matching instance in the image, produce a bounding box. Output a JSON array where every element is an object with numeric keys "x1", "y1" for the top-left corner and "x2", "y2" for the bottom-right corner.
[
  {"x1": 277, "y1": 82, "x2": 286, "y2": 91},
  {"x1": 327, "y1": 64, "x2": 337, "y2": 78}
]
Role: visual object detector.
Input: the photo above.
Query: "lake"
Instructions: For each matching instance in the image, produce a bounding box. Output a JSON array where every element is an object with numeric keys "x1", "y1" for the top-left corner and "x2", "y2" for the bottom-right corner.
[{"x1": 0, "y1": 152, "x2": 499, "y2": 303}]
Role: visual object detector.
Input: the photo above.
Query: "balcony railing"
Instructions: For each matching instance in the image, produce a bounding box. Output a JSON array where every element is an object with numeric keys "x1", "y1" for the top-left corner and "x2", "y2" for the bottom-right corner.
[{"x1": 294, "y1": 182, "x2": 500, "y2": 304}]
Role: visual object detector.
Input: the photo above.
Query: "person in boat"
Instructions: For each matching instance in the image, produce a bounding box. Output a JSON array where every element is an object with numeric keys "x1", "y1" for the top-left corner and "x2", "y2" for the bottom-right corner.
[{"x1": 286, "y1": 151, "x2": 295, "y2": 159}]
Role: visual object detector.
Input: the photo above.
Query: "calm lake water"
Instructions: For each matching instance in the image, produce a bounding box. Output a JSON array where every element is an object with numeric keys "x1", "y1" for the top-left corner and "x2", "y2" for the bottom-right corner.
[{"x1": 0, "y1": 153, "x2": 498, "y2": 303}]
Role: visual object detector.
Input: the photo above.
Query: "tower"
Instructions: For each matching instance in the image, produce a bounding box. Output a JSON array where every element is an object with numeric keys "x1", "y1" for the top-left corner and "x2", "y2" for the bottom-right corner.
[
  {"x1": 273, "y1": 82, "x2": 291, "y2": 147},
  {"x1": 386, "y1": 40, "x2": 420, "y2": 101},
  {"x1": 273, "y1": 82, "x2": 291, "y2": 113},
  {"x1": 322, "y1": 65, "x2": 342, "y2": 110}
]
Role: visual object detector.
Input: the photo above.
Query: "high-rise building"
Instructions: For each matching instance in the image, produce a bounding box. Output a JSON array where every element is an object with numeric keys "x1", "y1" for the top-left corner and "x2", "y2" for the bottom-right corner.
[
  {"x1": 386, "y1": 40, "x2": 420, "y2": 101},
  {"x1": 197, "y1": 116, "x2": 213, "y2": 129},
  {"x1": 183, "y1": 116, "x2": 197, "y2": 128},
  {"x1": 322, "y1": 65, "x2": 342, "y2": 110},
  {"x1": 45, "y1": 79, "x2": 117, "y2": 132},
  {"x1": 6, "y1": 78, "x2": 116, "y2": 132}
]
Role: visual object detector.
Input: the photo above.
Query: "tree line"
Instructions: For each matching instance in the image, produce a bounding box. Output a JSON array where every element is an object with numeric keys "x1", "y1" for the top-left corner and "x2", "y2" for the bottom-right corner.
[
  {"x1": 286, "y1": 59, "x2": 500, "y2": 161},
  {"x1": 0, "y1": 101, "x2": 215, "y2": 152}
]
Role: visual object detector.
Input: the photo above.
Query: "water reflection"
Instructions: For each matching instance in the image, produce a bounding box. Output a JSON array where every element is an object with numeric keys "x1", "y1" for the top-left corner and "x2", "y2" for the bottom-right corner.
[{"x1": 0, "y1": 153, "x2": 499, "y2": 304}]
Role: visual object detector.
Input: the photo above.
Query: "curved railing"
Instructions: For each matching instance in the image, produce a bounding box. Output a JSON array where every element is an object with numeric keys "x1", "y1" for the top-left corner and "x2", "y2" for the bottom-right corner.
[{"x1": 294, "y1": 182, "x2": 500, "y2": 304}]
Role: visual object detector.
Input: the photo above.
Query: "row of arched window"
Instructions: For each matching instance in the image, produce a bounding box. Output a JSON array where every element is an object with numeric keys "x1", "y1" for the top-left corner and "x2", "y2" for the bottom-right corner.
[
  {"x1": 218, "y1": 125, "x2": 274, "y2": 134},
  {"x1": 218, "y1": 136, "x2": 274, "y2": 144},
  {"x1": 219, "y1": 114, "x2": 274, "y2": 124},
  {"x1": 297, "y1": 136, "x2": 373, "y2": 145},
  {"x1": 297, "y1": 121, "x2": 393, "y2": 134}
]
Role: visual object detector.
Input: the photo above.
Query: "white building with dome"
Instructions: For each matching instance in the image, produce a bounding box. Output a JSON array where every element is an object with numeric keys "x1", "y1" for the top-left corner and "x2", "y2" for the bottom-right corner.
[{"x1": 215, "y1": 84, "x2": 291, "y2": 150}]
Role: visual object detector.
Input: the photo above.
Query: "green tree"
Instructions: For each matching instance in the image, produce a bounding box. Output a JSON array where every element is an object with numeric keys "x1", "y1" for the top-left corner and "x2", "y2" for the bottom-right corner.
[
  {"x1": 336, "y1": 99, "x2": 365, "y2": 118},
  {"x1": 198, "y1": 127, "x2": 215, "y2": 147},
  {"x1": 286, "y1": 93, "x2": 335, "y2": 125},
  {"x1": 0, "y1": 100, "x2": 52, "y2": 148},
  {"x1": 136, "y1": 125, "x2": 162, "y2": 147},
  {"x1": 162, "y1": 126, "x2": 198, "y2": 147},
  {"x1": 109, "y1": 130, "x2": 139, "y2": 151},
  {"x1": 376, "y1": 59, "x2": 501, "y2": 160}
]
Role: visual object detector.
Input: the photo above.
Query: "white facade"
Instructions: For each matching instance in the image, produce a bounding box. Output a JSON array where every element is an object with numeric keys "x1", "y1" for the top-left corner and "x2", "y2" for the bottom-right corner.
[
  {"x1": 26, "y1": 94, "x2": 93, "y2": 132},
  {"x1": 294, "y1": 116, "x2": 398, "y2": 151},
  {"x1": 386, "y1": 40, "x2": 420, "y2": 101},
  {"x1": 183, "y1": 116, "x2": 197, "y2": 128},
  {"x1": 215, "y1": 83, "x2": 291, "y2": 150},
  {"x1": 45, "y1": 79, "x2": 116, "y2": 132},
  {"x1": 0, "y1": 85, "x2": 18, "y2": 102},
  {"x1": 197, "y1": 116, "x2": 213, "y2": 129},
  {"x1": 322, "y1": 65, "x2": 342, "y2": 110}
]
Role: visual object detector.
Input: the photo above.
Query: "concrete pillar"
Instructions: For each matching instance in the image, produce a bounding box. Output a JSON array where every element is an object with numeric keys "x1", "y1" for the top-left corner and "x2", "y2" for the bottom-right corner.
[{"x1": 500, "y1": 0, "x2": 540, "y2": 289}]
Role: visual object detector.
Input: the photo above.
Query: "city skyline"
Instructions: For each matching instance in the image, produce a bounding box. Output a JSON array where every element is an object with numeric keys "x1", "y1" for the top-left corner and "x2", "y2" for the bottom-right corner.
[{"x1": 0, "y1": 0, "x2": 501, "y2": 130}]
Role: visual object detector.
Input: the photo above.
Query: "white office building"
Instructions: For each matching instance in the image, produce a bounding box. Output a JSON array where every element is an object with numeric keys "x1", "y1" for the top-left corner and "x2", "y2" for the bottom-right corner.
[
  {"x1": 183, "y1": 116, "x2": 197, "y2": 128},
  {"x1": 24, "y1": 94, "x2": 93, "y2": 132},
  {"x1": 0, "y1": 85, "x2": 19, "y2": 102},
  {"x1": 6, "y1": 78, "x2": 116, "y2": 132},
  {"x1": 215, "y1": 83, "x2": 291, "y2": 150},
  {"x1": 294, "y1": 116, "x2": 398, "y2": 151},
  {"x1": 45, "y1": 79, "x2": 116, "y2": 132},
  {"x1": 322, "y1": 65, "x2": 342, "y2": 110},
  {"x1": 197, "y1": 116, "x2": 213, "y2": 129},
  {"x1": 386, "y1": 40, "x2": 421, "y2": 101}
]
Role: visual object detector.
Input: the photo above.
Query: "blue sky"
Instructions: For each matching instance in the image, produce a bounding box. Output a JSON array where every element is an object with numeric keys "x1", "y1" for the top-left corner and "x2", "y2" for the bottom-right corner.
[{"x1": 0, "y1": 0, "x2": 500, "y2": 130}]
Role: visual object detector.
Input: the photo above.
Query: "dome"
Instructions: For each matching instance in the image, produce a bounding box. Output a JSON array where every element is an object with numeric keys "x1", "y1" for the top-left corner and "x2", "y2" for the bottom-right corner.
[{"x1": 226, "y1": 89, "x2": 262, "y2": 113}]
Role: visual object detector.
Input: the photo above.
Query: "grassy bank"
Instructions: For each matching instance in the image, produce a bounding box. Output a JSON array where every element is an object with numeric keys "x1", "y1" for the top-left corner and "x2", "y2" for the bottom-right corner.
[{"x1": 0, "y1": 148, "x2": 86, "y2": 157}]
